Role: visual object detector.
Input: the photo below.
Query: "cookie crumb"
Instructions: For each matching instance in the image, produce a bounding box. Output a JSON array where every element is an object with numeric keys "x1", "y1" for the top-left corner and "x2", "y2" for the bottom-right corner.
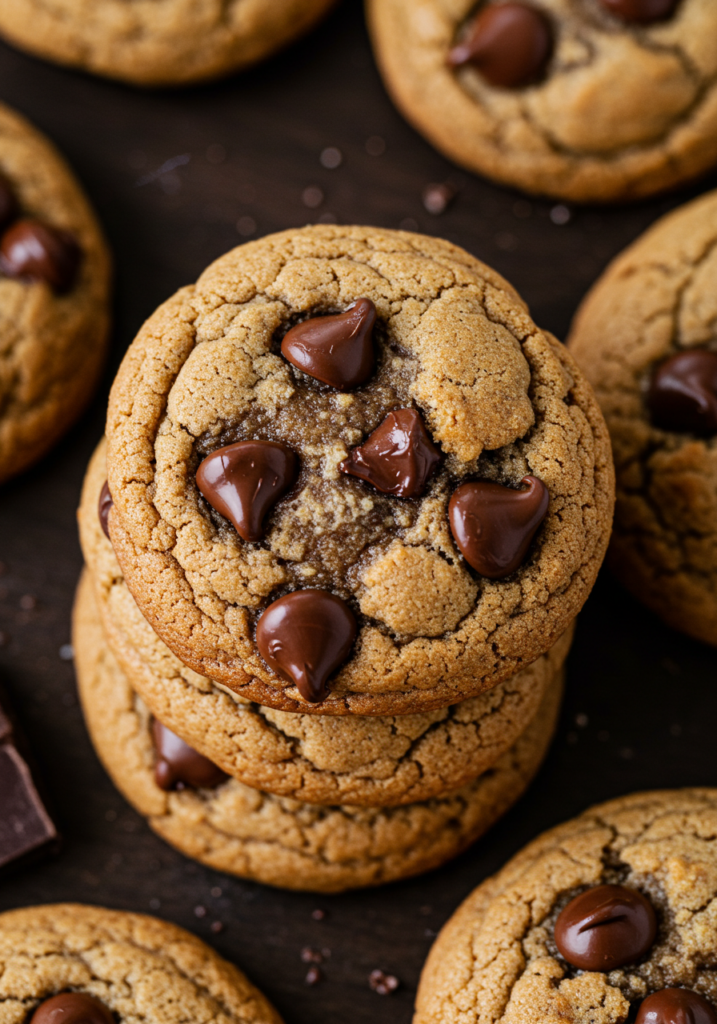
[
  {"x1": 194, "y1": 905, "x2": 207, "y2": 918},
  {"x1": 369, "y1": 970, "x2": 399, "y2": 995},
  {"x1": 301, "y1": 947, "x2": 323, "y2": 963},
  {"x1": 422, "y1": 183, "x2": 455, "y2": 215},
  {"x1": 550, "y1": 204, "x2": 571, "y2": 225},
  {"x1": 305, "y1": 966, "x2": 322, "y2": 986},
  {"x1": 311, "y1": 908, "x2": 326, "y2": 920},
  {"x1": 59, "y1": 643, "x2": 74, "y2": 661},
  {"x1": 237, "y1": 216, "x2": 257, "y2": 237},
  {"x1": 19, "y1": 594, "x2": 37, "y2": 610},
  {"x1": 320, "y1": 147, "x2": 342, "y2": 169},
  {"x1": 302, "y1": 186, "x2": 324, "y2": 209},
  {"x1": 210, "y1": 886, "x2": 223, "y2": 898},
  {"x1": 210, "y1": 921, "x2": 224, "y2": 934}
]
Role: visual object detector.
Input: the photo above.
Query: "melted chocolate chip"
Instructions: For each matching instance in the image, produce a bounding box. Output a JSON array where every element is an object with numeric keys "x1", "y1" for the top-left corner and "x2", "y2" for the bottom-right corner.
[
  {"x1": 339, "y1": 408, "x2": 441, "y2": 498},
  {"x1": 281, "y1": 298, "x2": 377, "y2": 390},
  {"x1": 648, "y1": 350, "x2": 717, "y2": 435},
  {"x1": 0, "y1": 219, "x2": 81, "y2": 293},
  {"x1": 448, "y1": 3, "x2": 552, "y2": 88},
  {"x1": 98, "y1": 481, "x2": 113, "y2": 540},
  {"x1": 554, "y1": 884, "x2": 657, "y2": 972},
  {"x1": 0, "y1": 174, "x2": 18, "y2": 233},
  {"x1": 196, "y1": 440, "x2": 298, "y2": 542},
  {"x1": 256, "y1": 590, "x2": 357, "y2": 703},
  {"x1": 29, "y1": 993, "x2": 114, "y2": 1024},
  {"x1": 636, "y1": 989, "x2": 717, "y2": 1024},
  {"x1": 599, "y1": 0, "x2": 679, "y2": 23},
  {"x1": 448, "y1": 475, "x2": 548, "y2": 579},
  {"x1": 151, "y1": 720, "x2": 228, "y2": 791}
]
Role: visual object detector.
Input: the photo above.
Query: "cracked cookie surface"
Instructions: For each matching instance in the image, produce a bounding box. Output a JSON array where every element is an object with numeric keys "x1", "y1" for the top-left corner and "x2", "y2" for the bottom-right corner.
[
  {"x1": 568, "y1": 189, "x2": 717, "y2": 645},
  {"x1": 367, "y1": 0, "x2": 717, "y2": 202},
  {"x1": 72, "y1": 568, "x2": 563, "y2": 893},
  {"x1": 0, "y1": 0, "x2": 336, "y2": 87},
  {"x1": 104, "y1": 224, "x2": 612, "y2": 715},
  {"x1": 415, "y1": 788, "x2": 717, "y2": 1024},
  {"x1": 0, "y1": 103, "x2": 110, "y2": 485},
  {"x1": 0, "y1": 902, "x2": 282, "y2": 1024}
]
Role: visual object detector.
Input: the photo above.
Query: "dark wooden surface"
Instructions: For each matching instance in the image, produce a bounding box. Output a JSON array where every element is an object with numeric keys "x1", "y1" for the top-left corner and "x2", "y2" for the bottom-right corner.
[{"x1": 0, "y1": 3, "x2": 716, "y2": 1021}]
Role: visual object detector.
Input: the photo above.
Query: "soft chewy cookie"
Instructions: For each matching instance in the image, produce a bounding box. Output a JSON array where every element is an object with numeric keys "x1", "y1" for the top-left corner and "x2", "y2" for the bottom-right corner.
[
  {"x1": 0, "y1": 104, "x2": 110, "y2": 485},
  {"x1": 79, "y1": 438, "x2": 574, "y2": 806},
  {"x1": 0, "y1": 902, "x2": 282, "y2": 1024},
  {"x1": 0, "y1": 0, "x2": 336, "y2": 87},
  {"x1": 73, "y1": 568, "x2": 563, "y2": 893},
  {"x1": 104, "y1": 225, "x2": 612, "y2": 715},
  {"x1": 416, "y1": 788, "x2": 717, "y2": 1024},
  {"x1": 569, "y1": 190, "x2": 717, "y2": 645},
  {"x1": 367, "y1": 0, "x2": 717, "y2": 203}
]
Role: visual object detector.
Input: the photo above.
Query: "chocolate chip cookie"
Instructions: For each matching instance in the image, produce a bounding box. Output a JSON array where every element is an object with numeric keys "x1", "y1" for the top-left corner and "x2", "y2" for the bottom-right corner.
[
  {"x1": 569, "y1": 190, "x2": 717, "y2": 645},
  {"x1": 104, "y1": 224, "x2": 612, "y2": 714},
  {"x1": 416, "y1": 788, "x2": 717, "y2": 1024},
  {"x1": 367, "y1": 0, "x2": 717, "y2": 202},
  {"x1": 73, "y1": 568, "x2": 564, "y2": 892},
  {"x1": 0, "y1": 902, "x2": 282, "y2": 1024},
  {"x1": 0, "y1": 103, "x2": 110, "y2": 485},
  {"x1": 0, "y1": 0, "x2": 336, "y2": 87}
]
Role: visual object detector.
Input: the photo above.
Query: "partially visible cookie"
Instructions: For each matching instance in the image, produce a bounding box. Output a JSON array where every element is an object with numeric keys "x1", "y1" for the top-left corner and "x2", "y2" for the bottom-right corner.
[
  {"x1": 0, "y1": 0, "x2": 336, "y2": 87},
  {"x1": 0, "y1": 902, "x2": 282, "y2": 1024},
  {"x1": 367, "y1": 0, "x2": 717, "y2": 203},
  {"x1": 73, "y1": 568, "x2": 563, "y2": 893},
  {"x1": 568, "y1": 190, "x2": 717, "y2": 645},
  {"x1": 0, "y1": 104, "x2": 110, "y2": 485}
]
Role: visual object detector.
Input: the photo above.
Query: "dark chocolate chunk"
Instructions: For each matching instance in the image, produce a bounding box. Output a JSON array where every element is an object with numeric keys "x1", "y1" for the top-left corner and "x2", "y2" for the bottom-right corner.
[
  {"x1": 648, "y1": 350, "x2": 717, "y2": 435},
  {"x1": 448, "y1": 3, "x2": 552, "y2": 88},
  {"x1": 30, "y1": 993, "x2": 115, "y2": 1024},
  {"x1": 0, "y1": 219, "x2": 81, "y2": 293},
  {"x1": 196, "y1": 440, "x2": 298, "y2": 542},
  {"x1": 0, "y1": 173, "x2": 18, "y2": 233},
  {"x1": 554, "y1": 884, "x2": 657, "y2": 971},
  {"x1": 448, "y1": 475, "x2": 549, "y2": 579},
  {"x1": 599, "y1": 0, "x2": 679, "y2": 23},
  {"x1": 256, "y1": 590, "x2": 358, "y2": 703},
  {"x1": 339, "y1": 408, "x2": 441, "y2": 498},
  {"x1": 151, "y1": 720, "x2": 228, "y2": 791},
  {"x1": 98, "y1": 481, "x2": 113, "y2": 540},
  {"x1": 281, "y1": 298, "x2": 377, "y2": 390},
  {"x1": 636, "y1": 988, "x2": 717, "y2": 1024}
]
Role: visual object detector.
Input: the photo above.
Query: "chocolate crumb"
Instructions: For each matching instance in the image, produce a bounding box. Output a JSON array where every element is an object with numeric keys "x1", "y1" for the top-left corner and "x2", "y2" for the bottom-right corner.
[
  {"x1": 369, "y1": 970, "x2": 399, "y2": 995},
  {"x1": 311, "y1": 908, "x2": 326, "y2": 921},
  {"x1": 305, "y1": 966, "x2": 322, "y2": 986},
  {"x1": 422, "y1": 182, "x2": 455, "y2": 215},
  {"x1": 194, "y1": 905, "x2": 207, "y2": 918},
  {"x1": 210, "y1": 921, "x2": 224, "y2": 934},
  {"x1": 301, "y1": 947, "x2": 323, "y2": 963}
]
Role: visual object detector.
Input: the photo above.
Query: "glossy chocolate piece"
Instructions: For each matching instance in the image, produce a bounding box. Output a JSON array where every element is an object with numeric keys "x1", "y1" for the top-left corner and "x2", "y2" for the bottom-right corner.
[
  {"x1": 0, "y1": 219, "x2": 81, "y2": 293},
  {"x1": 339, "y1": 408, "x2": 441, "y2": 498},
  {"x1": 256, "y1": 590, "x2": 358, "y2": 703},
  {"x1": 648, "y1": 350, "x2": 717, "y2": 435},
  {"x1": 636, "y1": 989, "x2": 717, "y2": 1024},
  {"x1": 151, "y1": 720, "x2": 228, "y2": 791},
  {"x1": 599, "y1": 0, "x2": 679, "y2": 23},
  {"x1": 281, "y1": 298, "x2": 377, "y2": 390},
  {"x1": 98, "y1": 481, "x2": 113, "y2": 540},
  {"x1": 554, "y1": 884, "x2": 657, "y2": 971},
  {"x1": 448, "y1": 3, "x2": 552, "y2": 88},
  {"x1": 0, "y1": 173, "x2": 18, "y2": 233},
  {"x1": 196, "y1": 440, "x2": 298, "y2": 542},
  {"x1": 448, "y1": 475, "x2": 548, "y2": 579},
  {"x1": 30, "y1": 993, "x2": 115, "y2": 1024}
]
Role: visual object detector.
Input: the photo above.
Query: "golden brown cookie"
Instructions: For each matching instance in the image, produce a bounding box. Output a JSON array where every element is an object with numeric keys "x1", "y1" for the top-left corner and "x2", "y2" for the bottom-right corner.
[
  {"x1": 73, "y1": 568, "x2": 564, "y2": 893},
  {"x1": 568, "y1": 190, "x2": 717, "y2": 645},
  {"x1": 104, "y1": 224, "x2": 612, "y2": 715},
  {"x1": 366, "y1": 0, "x2": 717, "y2": 203},
  {"x1": 0, "y1": 103, "x2": 110, "y2": 485},
  {"x1": 415, "y1": 788, "x2": 717, "y2": 1024},
  {"x1": 0, "y1": 0, "x2": 336, "y2": 87}
]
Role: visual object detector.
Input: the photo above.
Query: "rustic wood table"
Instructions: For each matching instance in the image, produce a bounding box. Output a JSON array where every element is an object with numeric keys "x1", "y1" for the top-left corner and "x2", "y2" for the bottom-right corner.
[{"x1": 0, "y1": 3, "x2": 716, "y2": 1022}]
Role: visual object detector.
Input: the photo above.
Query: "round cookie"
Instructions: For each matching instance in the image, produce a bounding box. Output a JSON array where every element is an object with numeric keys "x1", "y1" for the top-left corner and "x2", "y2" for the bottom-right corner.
[
  {"x1": 415, "y1": 788, "x2": 717, "y2": 1024},
  {"x1": 73, "y1": 568, "x2": 564, "y2": 893},
  {"x1": 0, "y1": 0, "x2": 336, "y2": 87},
  {"x1": 79, "y1": 437, "x2": 574, "y2": 807},
  {"x1": 0, "y1": 902, "x2": 282, "y2": 1024},
  {"x1": 367, "y1": 0, "x2": 717, "y2": 203},
  {"x1": 568, "y1": 190, "x2": 717, "y2": 645},
  {"x1": 0, "y1": 104, "x2": 110, "y2": 485},
  {"x1": 104, "y1": 224, "x2": 612, "y2": 715}
]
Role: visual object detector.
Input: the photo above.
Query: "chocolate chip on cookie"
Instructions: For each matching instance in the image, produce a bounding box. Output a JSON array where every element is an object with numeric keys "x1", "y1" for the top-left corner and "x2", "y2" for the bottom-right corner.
[
  {"x1": 151, "y1": 720, "x2": 227, "y2": 791},
  {"x1": 554, "y1": 884, "x2": 657, "y2": 971},
  {"x1": 448, "y1": 3, "x2": 552, "y2": 88},
  {"x1": 0, "y1": 219, "x2": 81, "y2": 293},
  {"x1": 636, "y1": 989, "x2": 717, "y2": 1024},
  {"x1": 599, "y1": 0, "x2": 680, "y2": 24},
  {"x1": 648, "y1": 350, "x2": 717, "y2": 435},
  {"x1": 30, "y1": 993, "x2": 114, "y2": 1024},
  {"x1": 339, "y1": 408, "x2": 441, "y2": 498},
  {"x1": 98, "y1": 481, "x2": 113, "y2": 540},
  {"x1": 281, "y1": 298, "x2": 377, "y2": 390}
]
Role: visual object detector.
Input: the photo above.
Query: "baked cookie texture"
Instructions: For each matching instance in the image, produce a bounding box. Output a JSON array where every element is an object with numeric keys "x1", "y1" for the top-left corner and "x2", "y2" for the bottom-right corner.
[
  {"x1": 105, "y1": 225, "x2": 613, "y2": 715},
  {"x1": 366, "y1": 0, "x2": 717, "y2": 203},
  {"x1": 0, "y1": 0, "x2": 337, "y2": 87},
  {"x1": 568, "y1": 190, "x2": 717, "y2": 645},
  {"x1": 79, "y1": 438, "x2": 574, "y2": 807},
  {"x1": 0, "y1": 104, "x2": 110, "y2": 484},
  {"x1": 73, "y1": 568, "x2": 564, "y2": 893},
  {"x1": 0, "y1": 903, "x2": 282, "y2": 1024},
  {"x1": 415, "y1": 788, "x2": 717, "y2": 1024}
]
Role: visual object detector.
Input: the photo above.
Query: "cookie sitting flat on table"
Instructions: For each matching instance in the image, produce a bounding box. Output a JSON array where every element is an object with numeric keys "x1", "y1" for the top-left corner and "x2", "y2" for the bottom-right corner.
[
  {"x1": 104, "y1": 224, "x2": 613, "y2": 715},
  {"x1": 0, "y1": 103, "x2": 110, "y2": 485},
  {"x1": 367, "y1": 0, "x2": 717, "y2": 203}
]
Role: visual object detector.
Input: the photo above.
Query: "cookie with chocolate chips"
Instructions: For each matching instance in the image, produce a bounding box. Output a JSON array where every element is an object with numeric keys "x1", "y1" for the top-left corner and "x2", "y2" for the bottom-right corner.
[
  {"x1": 416, "y1": 788, "x2": 717, "y2": 1024},
  {"x1": 568, "y1": 189, "x2": 717, "y2": 645},
  {"x1": 367, "y1": 0, "x2": 717, "y2": 202}
]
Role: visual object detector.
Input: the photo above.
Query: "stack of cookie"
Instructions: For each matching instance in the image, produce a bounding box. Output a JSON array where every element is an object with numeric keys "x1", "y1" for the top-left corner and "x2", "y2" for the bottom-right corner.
[{"x1": 73, "y1": 225, "x2": 614, "y2": 893}]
